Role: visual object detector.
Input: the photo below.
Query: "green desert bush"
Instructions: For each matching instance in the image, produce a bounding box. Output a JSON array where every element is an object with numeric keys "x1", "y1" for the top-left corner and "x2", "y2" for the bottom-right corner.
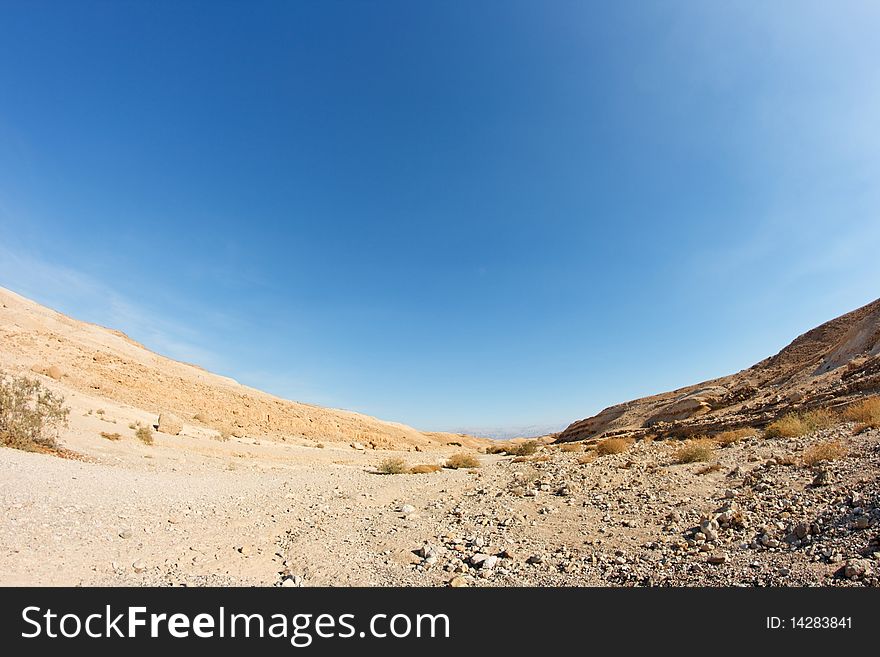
[{"x1": 0, "y1": 372, "x2": 68, "y2": 451}]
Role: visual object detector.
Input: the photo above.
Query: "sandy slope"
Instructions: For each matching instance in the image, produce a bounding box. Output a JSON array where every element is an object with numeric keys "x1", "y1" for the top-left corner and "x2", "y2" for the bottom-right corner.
[{"x1": 0, "y1": 286, "x2": 481, "y2": 450}]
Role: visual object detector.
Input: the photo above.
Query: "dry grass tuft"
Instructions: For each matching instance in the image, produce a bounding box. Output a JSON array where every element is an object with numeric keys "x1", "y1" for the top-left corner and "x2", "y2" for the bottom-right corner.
[
  {"x1": 100, "y1": 431, "x2": 121, "y2": 441},
  {"x1": 712, "y1": 428, "x2": 755, "y2": 446},
  {"x1": 576, "y1": 453, "x2": 597, "y2": 466},
  {"x1": 844, "y1": 396, "x2": 880, "y2": 433},
  {"x1": 765, "y1": 408, "x2": 839, "y2": 438},
  {"x1": 673, "y1": 439, "x2": 715, "y2": 464},
  {"x1": 595, "y1": 438, "x2": 630, "y2": 456},
  {"x1": 802, "y1": 440, "x2": 847, "y2": 466},
  {"x1": 445, "y1": 452, "x2": 481, "y2": 469},
  {"x1": 559, "y1": 443, "x2": 582, "y2": 453},
  {"x1": 135, "y1": 425, "x2": 154, "y2": 445},
  {"x1": 377, "y1": 457, "x2": 408, "y2": 474},
  {"x1": 506, "y1": 441, "x2": 539, "y2": 457},
  {"x1": 408, "y1": 464, "x2": 442, "y2": 474}
]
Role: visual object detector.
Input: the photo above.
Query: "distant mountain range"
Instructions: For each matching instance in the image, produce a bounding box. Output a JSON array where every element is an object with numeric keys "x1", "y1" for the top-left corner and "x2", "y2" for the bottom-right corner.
[{"x1": 450, "y1": 424, "x2": 566, "y2": 440}]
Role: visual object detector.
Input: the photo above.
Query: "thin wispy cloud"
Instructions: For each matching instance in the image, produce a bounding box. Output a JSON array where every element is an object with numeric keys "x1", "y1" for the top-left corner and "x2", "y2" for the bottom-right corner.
[{"x1": 0, "y1": 245, "x2": 223, "y2": 371}]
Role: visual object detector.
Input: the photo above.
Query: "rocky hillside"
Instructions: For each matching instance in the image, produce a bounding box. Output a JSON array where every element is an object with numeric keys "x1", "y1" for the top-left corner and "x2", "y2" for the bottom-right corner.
[
  {"x1": 0, "y1": 286, "x2": 480, "y2": 450},
  {"x1": 558, "y1": 297, "x2": 880, "y2": 443}
]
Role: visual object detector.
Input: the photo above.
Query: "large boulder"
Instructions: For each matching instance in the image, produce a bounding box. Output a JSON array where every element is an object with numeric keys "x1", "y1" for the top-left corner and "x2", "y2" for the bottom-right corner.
[{"x1": 157, "y1": 412, "x2": 183, "y2": 435}]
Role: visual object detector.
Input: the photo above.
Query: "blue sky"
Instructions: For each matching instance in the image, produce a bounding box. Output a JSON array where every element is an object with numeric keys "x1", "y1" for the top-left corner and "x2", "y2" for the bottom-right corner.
[{"x1": 1, "y1": 1, "x2": 879, "y2": 433}]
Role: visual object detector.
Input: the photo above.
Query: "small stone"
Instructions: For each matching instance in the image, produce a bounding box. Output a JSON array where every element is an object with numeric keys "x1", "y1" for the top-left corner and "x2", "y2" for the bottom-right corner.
[
  {"x1": 418, "y1": 544, "x2": 439, "y2": 560},
  {"x1": 119, "y1": 529, "x2": 132, "y2": 539},
  {"x1": 482, "y1": 555, "x2": 499, "y2": 570},
  {"x1": 527, "y1": 554, "x2": 544, "y2": 564},
  {"x1": 350, "y1": 442, "x2": 365, "y2": 451},
  {"x1": 400, "y1": 504, "x2": 416, "y2": 515},
  {"x1": 843, "y1": 560, "x2": 869, "y2": 579},
  {"x1": 448, "y1": 576, "x2": 469, "y2": 587},
  {"x1": 853, "y1": 517, "x2": 869, "y2": 529},
  {"x1": 281, "y1": 575, "x2": 303, "y2": 587},
  {"x1": 132, "y1": 560, "x2": 146, "y2": 573},
  {"x1": 707, "y1": 554, "x2": 727, "y2": 565}
]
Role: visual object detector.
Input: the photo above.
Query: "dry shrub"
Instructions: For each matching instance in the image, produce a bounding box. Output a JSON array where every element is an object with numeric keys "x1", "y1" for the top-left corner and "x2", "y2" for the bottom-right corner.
[
  {"x1": 596, "y1": 438, "x2": 630, "y2": 456},
  {"x1": 316, "y1": 442, "x2": 325, "y2": 449},
  {"x1": 446, "y1": 452, "x2": 480, "y2": 469},
  {"x1": 802, "y1": 440, "x2": 847, "y2": 466},
  {"x1": 673, "y1": 439, "x2": 715, "y2": 464},
  {"x1": 135, "y1": 425, "x2": 154, "y2": 445},
  {"x1": 696, "y1": 462, "x2": 722, "y2": 475},
  {"x1": 409, "y1": 464, "x2": 442, "y2": 474},
  {"x1": 559, "y1": 443, "x2": 582, "y2": 453},
  {"x1": 485, "y1": 444, "x2": 508, "y2": 455},
  {"x1": 844, "y1": 396, "x2": 880, "y2": 433},
  {"x1": 712, "y1": 428, "x2": 755, "y2": 446},
  {"x1": 100, "y1": 431, "x2": 121, "y2": 441},
  {"x1": 378, "y1": 457, "x2": 408, "y2": 474},
  {"x1": 507, "y1": 440, "x2": 539, "y2": 457},
  {"x1": 0, "y1": 372, "x2": 68, "y2": 451},
  {"x1": 765, "y1": 408, "x2": 839, "y2": 438},
  {"x1": 577, "y1": 453, "x2": 596, "y2": 465}
]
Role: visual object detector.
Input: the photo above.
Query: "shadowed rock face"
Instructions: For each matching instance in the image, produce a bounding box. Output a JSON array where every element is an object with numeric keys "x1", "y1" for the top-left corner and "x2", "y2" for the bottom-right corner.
[{"x1": 557, "y1": 297, "x2": 880, "y2": 443}]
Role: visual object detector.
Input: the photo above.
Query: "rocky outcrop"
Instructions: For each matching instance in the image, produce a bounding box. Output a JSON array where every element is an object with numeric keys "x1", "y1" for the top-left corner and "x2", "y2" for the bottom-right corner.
[{"x1": 557, "y1": 297, "x2": 880, "y2": 443}]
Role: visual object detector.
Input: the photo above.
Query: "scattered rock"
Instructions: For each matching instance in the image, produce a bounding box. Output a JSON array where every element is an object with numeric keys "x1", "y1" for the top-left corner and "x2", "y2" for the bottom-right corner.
[{"x1": 157, "y1": 412, "x2": 183, "y2": 436}]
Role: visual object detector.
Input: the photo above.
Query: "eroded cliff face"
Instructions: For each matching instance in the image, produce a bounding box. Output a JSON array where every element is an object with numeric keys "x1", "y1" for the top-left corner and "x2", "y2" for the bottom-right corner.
[{"x1": 557, "y1": 298, "x2": 880, "y2": 443}]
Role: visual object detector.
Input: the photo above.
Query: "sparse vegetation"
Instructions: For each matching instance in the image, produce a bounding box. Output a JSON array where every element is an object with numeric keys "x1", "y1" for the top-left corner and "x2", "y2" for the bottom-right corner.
[
  {"x1": 0, "y1": 372, "x2": 69, "y2": 452},
  {"x1": 596, "y1": 437, "x2": 630, "y2": 456},
  {"x1": 712, "y1": 428, "x2": 755, "y2": 446},
  {"x1": 135, "y1": 425, "x2": 154, "y2": 445},
  {"x1": 316, "y1": 442, "x2": 325, "y2": 449},
  {"x1": 445, "y1": 452, "x2": 480, "y2": 469},
  {"x1": 576, "y1": 453, "x2": 596, "y2": 465},
  {"x1": 802, "y1": 440, "x2": 847, "y2": 466},
  {"x1": 765, "y1": 408, "x2": 839, "y2": 438},
  {"x1": 512, "y1": 454, "x2": 550, "y2": 463},
  {"x1": 377, "y1": 457, "x2": 408, "y2": 474},
  {"x1": 100, "y1": 431, "x2": 121, "y2": 441},
  {"x1": 507, "y1": 440, "x2": 539, "y2": 456},
  {"x1": 559, "y1": 443, "x2": 582, "y2": 452},
  {"x1": 844, "y1": 396, "x2": 880, "y2": 433},
  {"x1": 409, "y1": 464, "x2": 442, "y2": 474},
  {"x1": 673, "y1": 439, "x2": 715, "y2": 464}
]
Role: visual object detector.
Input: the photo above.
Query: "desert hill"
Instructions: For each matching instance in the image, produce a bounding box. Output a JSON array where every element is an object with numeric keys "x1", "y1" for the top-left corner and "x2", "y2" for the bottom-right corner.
[
  {"x1": 557, "y1": 297, "x2": 880, "y2": 443},
  {"x1": 0, "y1": 286, "x2": 481, "y2": 450}
]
